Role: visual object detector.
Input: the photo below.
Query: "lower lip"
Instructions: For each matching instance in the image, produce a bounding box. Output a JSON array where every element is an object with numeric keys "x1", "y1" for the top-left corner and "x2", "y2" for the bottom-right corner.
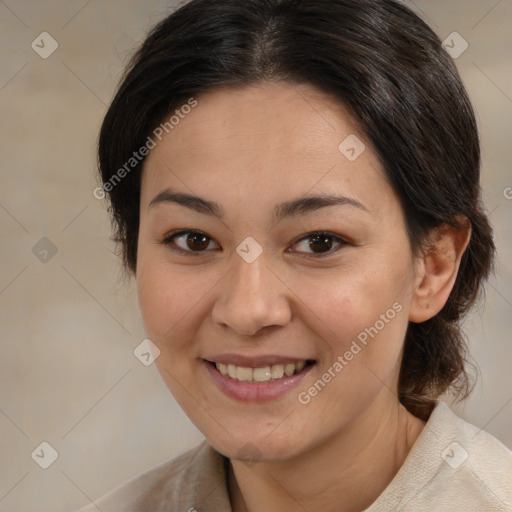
[{"x1": 203, "y1": 360, "x2": 315, "y2": 402}]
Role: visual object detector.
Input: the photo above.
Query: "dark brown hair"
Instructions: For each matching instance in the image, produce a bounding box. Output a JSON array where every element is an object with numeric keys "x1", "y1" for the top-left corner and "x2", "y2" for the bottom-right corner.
[{"x1": 97, "y1": 0, "x2": 495, "y2": 420}]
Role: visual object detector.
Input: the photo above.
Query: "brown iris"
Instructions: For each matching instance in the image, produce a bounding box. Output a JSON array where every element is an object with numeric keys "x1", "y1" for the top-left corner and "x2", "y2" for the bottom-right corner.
[
  {"x1": 308, "y1": 234, "x2": 334, "y2": 254},
  {"x1": 186, "y1": 232, "x2": 210, "y2": 251}
]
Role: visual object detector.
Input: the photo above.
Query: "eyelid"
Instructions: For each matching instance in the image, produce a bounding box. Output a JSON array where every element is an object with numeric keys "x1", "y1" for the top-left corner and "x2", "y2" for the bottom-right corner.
[
  {"x1": 161, "y1": 229, "x2": 349, "y2": 257},
  {"x1": 287, "y1": 231, "x2": 348, "y2": 258},
  {"x1": 161, "y1": 229, "x2": 220, "y2": 256}
]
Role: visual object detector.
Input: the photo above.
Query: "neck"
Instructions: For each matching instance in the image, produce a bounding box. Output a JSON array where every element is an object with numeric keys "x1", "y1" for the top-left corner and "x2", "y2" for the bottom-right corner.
[{"x1": 228, "y1": 393, "x2": 426, "y2": 512}]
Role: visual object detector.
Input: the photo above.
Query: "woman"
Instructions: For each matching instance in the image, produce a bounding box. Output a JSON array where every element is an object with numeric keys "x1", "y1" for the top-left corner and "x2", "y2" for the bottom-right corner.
[{"x1": 78, "y1": 0, "x2": 512, "y2": 510}]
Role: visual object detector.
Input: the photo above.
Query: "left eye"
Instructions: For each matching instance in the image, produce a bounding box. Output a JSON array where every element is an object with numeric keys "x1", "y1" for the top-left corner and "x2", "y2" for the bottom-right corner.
[
  {"x1": 289, "y1": 232, "x2": 347, "y2": 257},
  {"x1": 161, "y1": 230, "x2": 347, "y2": 257}
]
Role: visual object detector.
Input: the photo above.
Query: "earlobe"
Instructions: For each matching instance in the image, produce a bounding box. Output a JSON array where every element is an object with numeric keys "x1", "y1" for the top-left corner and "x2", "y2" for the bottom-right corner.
[{"x1": 409, "y1": 218, "x2": 471, "y2": 323}]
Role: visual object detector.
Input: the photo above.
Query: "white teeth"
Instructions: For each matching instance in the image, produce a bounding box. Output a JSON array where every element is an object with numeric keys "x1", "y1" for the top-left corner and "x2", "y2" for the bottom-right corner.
[
  {"x1": 215, "y1": 361, "x2": 309, "y2": 382},
  {"x1": 252, "y1": 366, "x2": 271, "y2": 381},
  {"x1": 295, "y1": 360, "x2": 306, "y2": 372},
  {"x1": 227, "y1": 364, "x2": 237, "y2": 379},
  {"x1": 284, "y1": 363, "x2": 296, "y2": 377},
  {"x1": 237, "y1": 367, "x2": 253, "y2": 381},
  {"x1": 270, "y1": 364, "x2": 284, "y2": 379}
]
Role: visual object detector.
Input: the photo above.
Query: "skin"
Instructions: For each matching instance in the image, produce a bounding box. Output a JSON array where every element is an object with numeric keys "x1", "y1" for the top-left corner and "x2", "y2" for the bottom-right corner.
[{"x1": 136, "y1": 81, "x2": 471, "y2": 512}]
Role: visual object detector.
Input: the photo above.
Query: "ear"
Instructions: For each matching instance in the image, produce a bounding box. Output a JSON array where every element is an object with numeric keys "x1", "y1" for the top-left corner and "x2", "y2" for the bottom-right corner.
[{"x1": 409, "y1": 216, "x2": 471, "y2": 323}]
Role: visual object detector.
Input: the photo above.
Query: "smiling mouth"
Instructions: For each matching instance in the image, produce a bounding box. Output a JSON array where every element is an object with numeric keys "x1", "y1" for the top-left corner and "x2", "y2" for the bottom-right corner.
[{"x1": 205, "y1": 359, "x2": 316, "y2": 383}]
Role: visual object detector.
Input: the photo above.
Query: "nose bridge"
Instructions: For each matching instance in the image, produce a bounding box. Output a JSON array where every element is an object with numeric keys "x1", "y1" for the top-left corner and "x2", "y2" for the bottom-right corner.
[{"x1": 212, "y1": 248, "x2": 291, "y2": 335}]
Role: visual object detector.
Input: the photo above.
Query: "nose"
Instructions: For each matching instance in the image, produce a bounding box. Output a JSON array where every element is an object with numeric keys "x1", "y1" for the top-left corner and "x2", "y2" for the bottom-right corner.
[{"x1": 211, "y1": 251, "x2": 292, "y2": 336}]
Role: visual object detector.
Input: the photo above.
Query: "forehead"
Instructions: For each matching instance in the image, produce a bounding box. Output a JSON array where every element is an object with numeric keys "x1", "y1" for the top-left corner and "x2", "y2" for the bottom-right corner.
[
  {"x1": 140, "y1": 81, "x2": 394, "y2": 215},
  {"x1": 146, "y1": 81, "x2": 363, "y2": 165}
]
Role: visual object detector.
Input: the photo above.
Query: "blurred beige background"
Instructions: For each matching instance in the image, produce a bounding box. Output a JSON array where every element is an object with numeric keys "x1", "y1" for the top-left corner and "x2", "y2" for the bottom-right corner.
[{"x1": 0, "y1": 1, "x2": 510, "y2": 511}]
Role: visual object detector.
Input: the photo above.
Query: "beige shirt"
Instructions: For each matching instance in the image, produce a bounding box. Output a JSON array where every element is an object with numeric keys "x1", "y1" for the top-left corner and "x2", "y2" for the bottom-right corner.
[{"x1": 75, "y1": 400, "x2": 512, "y2": 511}]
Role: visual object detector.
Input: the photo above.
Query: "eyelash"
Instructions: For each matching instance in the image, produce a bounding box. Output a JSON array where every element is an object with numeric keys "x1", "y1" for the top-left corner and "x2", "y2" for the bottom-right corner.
[{"x1": 160, "y1": 230, "x2": 349, "y2": 258}]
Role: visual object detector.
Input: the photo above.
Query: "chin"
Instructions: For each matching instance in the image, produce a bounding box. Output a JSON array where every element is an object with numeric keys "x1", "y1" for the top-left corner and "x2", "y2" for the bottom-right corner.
[{"x1": 205, "y1": 424, "x2": 308, "y2": 464}]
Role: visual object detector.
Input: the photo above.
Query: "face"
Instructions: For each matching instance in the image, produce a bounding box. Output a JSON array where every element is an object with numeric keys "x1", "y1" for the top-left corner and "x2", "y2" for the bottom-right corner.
[{"x1": 136, "y1": 81, "x2": 420, "y2": 462}]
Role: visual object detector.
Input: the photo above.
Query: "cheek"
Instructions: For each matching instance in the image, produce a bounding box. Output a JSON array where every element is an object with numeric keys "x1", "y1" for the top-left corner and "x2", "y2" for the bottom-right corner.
[
  {"x1": 136, "y1": 260, "x2": 194, "y2": 343},
  {"x1": 291, "y1": 263, "x2": 410, "y2": 398},
  {"x1": 296, "y1": 264, "x2": 405, "y2": 338},
  {"x1": 136, "y1": 262, "x2": 206, "y2": 400},
  {"x1": 136, "y1": 255, "x2": 225, "y2": 357}
]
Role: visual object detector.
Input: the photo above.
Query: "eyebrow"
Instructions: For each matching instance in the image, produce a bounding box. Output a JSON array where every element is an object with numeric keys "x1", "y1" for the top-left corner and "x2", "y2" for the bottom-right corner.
[{"x1": 149, "y1": 188, "x2": 369, "y2": 223}]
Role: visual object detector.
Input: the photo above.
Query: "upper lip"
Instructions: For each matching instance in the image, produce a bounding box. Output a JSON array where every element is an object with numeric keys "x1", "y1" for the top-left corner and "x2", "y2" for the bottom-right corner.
[{"x1": 203, "y1": 354, "x2": 315, "y2": 368}]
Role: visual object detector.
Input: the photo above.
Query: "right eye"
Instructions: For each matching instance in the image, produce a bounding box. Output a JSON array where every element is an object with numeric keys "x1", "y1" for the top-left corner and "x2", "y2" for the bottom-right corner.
[{"x1": 161, "y1": 230, "x2": 220, "y2": 255}]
